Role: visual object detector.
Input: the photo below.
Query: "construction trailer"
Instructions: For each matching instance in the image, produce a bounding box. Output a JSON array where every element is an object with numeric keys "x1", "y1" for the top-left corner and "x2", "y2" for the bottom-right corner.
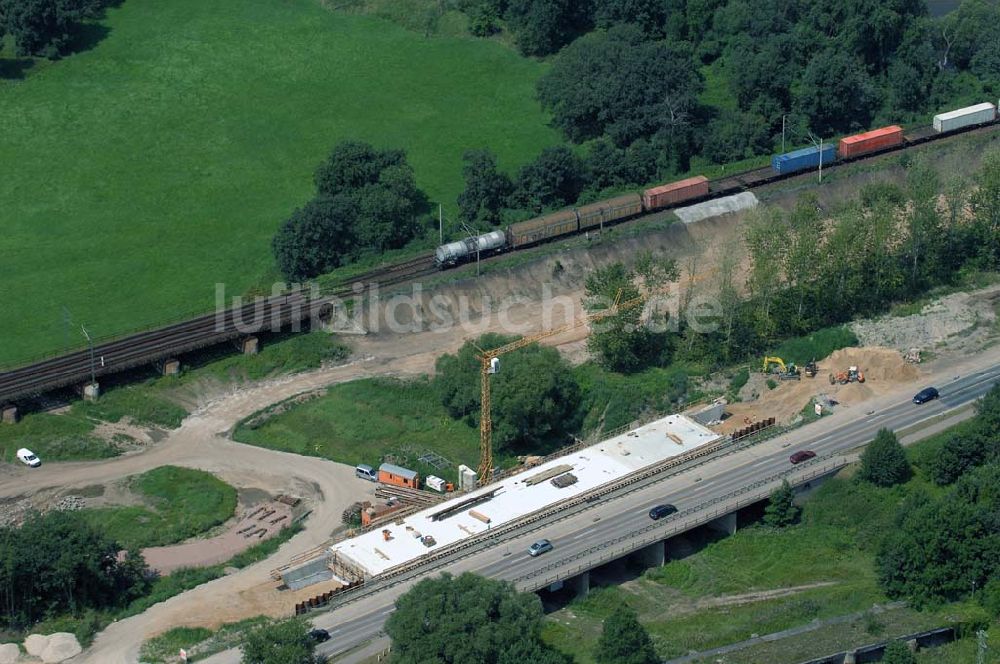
[{"x1": 378, "y1": 463, "x2": 419, "y2": 489}]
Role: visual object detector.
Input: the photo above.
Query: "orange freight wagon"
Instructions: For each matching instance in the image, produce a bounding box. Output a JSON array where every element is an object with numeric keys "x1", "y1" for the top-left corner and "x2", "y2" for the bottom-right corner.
[
  {"x1": 837, "y1": 126, "x2": 904, "y2": 159},
  {"x1": 642, "y1": 175, "x2": 710, "y2": 210},
  {"x1": 378, "y1": 463, "x2": 419, "y2": 489}
]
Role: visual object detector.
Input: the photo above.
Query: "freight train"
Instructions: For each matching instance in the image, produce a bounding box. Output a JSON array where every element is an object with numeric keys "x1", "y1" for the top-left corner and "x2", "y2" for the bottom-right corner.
[{"x1": 435, "y1": 100, "x2": 1000, "y2": 268}]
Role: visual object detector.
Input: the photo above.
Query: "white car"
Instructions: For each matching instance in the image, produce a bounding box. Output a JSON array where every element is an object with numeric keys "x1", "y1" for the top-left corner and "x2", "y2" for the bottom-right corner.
[{"x1": 16, "y1": 448, "x2": 40, "y2": 467}]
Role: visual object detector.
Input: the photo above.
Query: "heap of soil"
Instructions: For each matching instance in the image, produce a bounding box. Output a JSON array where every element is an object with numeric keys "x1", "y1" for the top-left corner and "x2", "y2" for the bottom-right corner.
[{"x1": 718, "y1": 346, "x2": 922, "y2": 433}]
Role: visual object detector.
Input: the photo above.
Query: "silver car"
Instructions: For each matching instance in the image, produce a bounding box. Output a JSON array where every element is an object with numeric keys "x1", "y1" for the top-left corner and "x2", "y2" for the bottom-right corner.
[{"x1": 528, "y1": 539, "x2": 553, "y2": 557}]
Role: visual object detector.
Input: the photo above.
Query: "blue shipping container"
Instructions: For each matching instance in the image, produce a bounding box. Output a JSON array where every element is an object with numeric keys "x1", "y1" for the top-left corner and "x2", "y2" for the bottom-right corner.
[{"x1": 771, "y1": 144, "x2": 837, "y2": 175}]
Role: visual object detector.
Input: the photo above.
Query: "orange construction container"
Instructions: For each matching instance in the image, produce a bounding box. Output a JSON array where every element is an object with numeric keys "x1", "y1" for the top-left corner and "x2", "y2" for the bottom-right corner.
[
  {"x1": 377, "y1": 462, "x2": 419, "y2": 489},
  {"x1": 837, "y1": 126, "x2": 904, "y2": 159},
  {"x1": 642, "y1": 175, "x2": 710, "y2": 210}
]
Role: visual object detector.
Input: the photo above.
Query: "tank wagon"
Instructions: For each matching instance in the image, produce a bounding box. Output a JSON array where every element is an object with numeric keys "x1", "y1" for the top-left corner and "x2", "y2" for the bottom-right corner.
[{"x1": 435, "y1": 99, "x2": 1000, "y2": 269}]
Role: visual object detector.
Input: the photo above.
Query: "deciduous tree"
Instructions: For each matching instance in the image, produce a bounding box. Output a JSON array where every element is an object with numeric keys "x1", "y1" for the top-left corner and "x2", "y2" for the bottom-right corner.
[
  {"x1": 594, "y1": 605, "x2": 658, "y2": 664},
  {"x1": 859, "y1": 429, "x2": 910, "y2": 487},
  {"x1": 457, "y1": 149, "x2": 514, "y2": 226},
  {"x1": 537, "y1": 25, "x2": 702, "y2": 147},
  {"x1": 385, "y1": 573, "x2": 569, "y2": 664},
  {"x1": 242, "y1": 618, "x2": 318, "y2": 664},
  {"x1": 763, "y1": 479, "x2": 800, "y2": 527},
  {"x1": 0, "y1": 0, "x2": 101, "y2": 57}
]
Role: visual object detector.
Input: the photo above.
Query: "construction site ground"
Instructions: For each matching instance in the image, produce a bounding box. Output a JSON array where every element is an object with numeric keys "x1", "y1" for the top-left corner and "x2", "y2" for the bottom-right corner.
[{"x1": 1, "y1": 187, "x2": 999, "y2": 662}]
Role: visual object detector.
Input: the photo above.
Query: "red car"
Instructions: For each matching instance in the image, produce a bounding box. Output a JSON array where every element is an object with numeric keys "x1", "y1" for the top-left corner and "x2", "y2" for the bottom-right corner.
[{"x1": 789, "y1": 450, "x2": 816, "y2": 464}]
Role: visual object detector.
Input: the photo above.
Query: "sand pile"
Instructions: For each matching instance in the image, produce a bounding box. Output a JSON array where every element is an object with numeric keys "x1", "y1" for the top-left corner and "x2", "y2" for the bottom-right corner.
[
  {"x1": 717, "y1": 346, "x2": 924, "y2": 433},
  {"x1": 823, "y1": 347, "x2": 920, "y2": 383}
]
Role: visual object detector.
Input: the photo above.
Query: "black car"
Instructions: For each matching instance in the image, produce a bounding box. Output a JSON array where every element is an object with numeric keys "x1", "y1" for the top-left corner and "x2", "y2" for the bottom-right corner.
[
  {"x1": 649, "y1": 504, "x2": 678, "y2": 520},
  {"x1": 309, "y1": 628, "x2": 330, "y2": 643},
  {"x1": 912, "y1": 387, "x2": 939, "y2": 404}
]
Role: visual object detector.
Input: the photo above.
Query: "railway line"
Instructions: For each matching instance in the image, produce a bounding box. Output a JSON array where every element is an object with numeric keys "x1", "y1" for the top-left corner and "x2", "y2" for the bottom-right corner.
[{"x1": 1, "y1": 120, "x2": 997, "y2": 406}]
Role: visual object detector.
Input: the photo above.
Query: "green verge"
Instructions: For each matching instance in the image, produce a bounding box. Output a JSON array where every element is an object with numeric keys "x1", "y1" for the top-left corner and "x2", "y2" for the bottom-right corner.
[
  {"x1": 234, "y1": 376, "x2": 479, "y2": 483},
  {"x1": 0, "y1": 0, "x2": 561, "y2": 368},
  {"x1": 768, "y1": 326, "x2": 859, "y2": 366},
  {"x1": 540, "y1": 422, "x2": 991, "y2": 663},
  {"x1": 139, "y1": 616, "x2": 272, "y2": 664},
  {"x1": 78, "y1": 466, "x2": 238, "y2": 549}
]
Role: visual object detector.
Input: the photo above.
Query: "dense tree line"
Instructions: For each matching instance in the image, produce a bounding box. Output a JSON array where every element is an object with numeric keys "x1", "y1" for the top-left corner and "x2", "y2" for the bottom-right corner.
[
  {"x1": 0, "y1": 510, "x2": 150, "y2": 630},
  {"x1": 273, "y1": 140, "x2": 429, "y2": 280},
  {"x1": 665, "y1": 152, "x2": 1000, "y2": 367},
  {"x1": 0, "y1": 0, "x2": 106, "y2": 58},
  {"x1": 453, "y1": 0, "x2": 1000, "y2": 228},
  {"x1": 875, "y1": 384, "x2": 1000, "y2": 607}
]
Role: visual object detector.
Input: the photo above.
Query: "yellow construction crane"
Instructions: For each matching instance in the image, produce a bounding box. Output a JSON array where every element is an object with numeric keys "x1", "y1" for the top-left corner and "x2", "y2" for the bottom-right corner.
[{"x1": 475, "y1": 288, "x2": 653, "y2": 484}]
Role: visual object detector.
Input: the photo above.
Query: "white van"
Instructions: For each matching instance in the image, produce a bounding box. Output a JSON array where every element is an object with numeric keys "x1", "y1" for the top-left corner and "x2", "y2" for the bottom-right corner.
[{"x1": 355, "y1": 464, "x2": 377, "y2": 482}]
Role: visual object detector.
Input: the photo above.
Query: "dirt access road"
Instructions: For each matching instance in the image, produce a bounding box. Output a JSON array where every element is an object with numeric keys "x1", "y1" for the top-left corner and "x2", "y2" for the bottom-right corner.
[{"x1": 0, "y1": 348, "x2": 447, "y2": 663}]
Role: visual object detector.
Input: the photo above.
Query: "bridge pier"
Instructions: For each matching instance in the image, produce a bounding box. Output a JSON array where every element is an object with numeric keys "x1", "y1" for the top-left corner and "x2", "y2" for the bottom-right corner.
[
  {"x1": 637, "y1": 540, "x2": 666, "y2": 568},
  {"x1": 570, "y1": 571, "x2": 590, "y2": 598},
  {"x1": 82, "y1": 382, "x2": 100, "y2": 402},
  {"x1": 707, "y1": 511, "x2": 737, "y2": 536},
  {"x1": 240, "y1": 337, "x2": 259, "y2": 355},
  {"x1": 1, "y1": 404, "x2": 18, "y2": 424},
  {"x1": 160, "y1": 358, "x2": 181, "y2": 376}
]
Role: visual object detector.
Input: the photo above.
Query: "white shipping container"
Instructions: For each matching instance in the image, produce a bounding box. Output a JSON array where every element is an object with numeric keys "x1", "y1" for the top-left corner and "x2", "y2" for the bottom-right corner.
[
  {"x1": 933, "y1": 102, "x2": 996, "y2": 133},
  {"x1": 426, "y1": 475, "x2": 446, "y2": 492}
]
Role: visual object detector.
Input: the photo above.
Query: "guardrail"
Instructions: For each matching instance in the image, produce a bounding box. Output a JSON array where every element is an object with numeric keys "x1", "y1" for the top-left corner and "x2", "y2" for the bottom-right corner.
[
  {"x1": 298, "y1": 429, "x2": 819, "y2": 616},
  {"x1": 514, "y1": 456, "x2": 846, "y2": 591}
]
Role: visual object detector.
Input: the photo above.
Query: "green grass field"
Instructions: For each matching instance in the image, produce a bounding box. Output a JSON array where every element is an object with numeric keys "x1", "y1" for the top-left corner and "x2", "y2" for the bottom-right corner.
[
  {"x1": 0, "y1": 0, "x2": 560, "y2": 367},
  {"x1": 233, "y1": 376, "x2": 480, "y2": 482},
  {"x1": 78, "y1": 465, "x2": 237, "y2": 548}
]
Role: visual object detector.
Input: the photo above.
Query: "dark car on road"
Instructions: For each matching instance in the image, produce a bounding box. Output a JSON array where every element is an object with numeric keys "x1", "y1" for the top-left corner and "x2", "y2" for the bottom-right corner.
[
  {"x1": 789, "y1": 450, "x2": 817, "y2": 464},
  {"x1": 913, "y1": 387, "x2": 939, "y2": 404},
  {"x1": 649, "y1": 504, "x2": 678, "y2": 520},
  {"x1": 528, "y1": 539, "x2": 553, "y2": 557},
  {"x1": 309, "y1": 628, "x2": 330, "y2": 643}
]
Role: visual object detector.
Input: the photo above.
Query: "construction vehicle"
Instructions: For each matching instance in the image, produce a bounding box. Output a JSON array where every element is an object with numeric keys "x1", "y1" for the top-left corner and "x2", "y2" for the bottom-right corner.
[
  {"x1": 762, "y1": 356, "x2": 801, "y2": 380},
  {"x1": 829, "y1": 366, "x2": 865, "y2": 385},
  {"x1": 804, "y1": 359, "x2": 818, "y2": 378}
]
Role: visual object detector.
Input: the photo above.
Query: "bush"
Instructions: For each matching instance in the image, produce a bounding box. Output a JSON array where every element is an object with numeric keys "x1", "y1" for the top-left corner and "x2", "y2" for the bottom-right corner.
[
  {"x1": 763, "y1": 480, "x2": 800, "y2": 528},
  {"x1": 858, "y1": 429, "x2": 910, "y2": 487},
  {"x1": 881, "y1": 640, "x2": 916, "y2": 664}
]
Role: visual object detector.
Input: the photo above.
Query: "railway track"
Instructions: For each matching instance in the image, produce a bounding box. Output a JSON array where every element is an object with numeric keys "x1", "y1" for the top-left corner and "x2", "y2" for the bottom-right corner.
[{"x1": 1, "y1": 121, "x2": 997, "y2": 405}]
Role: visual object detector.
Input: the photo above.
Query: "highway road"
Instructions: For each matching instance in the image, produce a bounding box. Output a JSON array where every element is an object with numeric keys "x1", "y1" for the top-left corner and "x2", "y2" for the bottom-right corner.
[{"x1": 306, "y1": 361, "x2": 1000, "y2": 662}]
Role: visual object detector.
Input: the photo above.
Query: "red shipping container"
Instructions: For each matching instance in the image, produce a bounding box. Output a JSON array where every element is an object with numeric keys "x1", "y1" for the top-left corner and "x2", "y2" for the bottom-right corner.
[
  {"x1": 642, "y1": 175, "x2": 710, "y2": 210},
  {"x1": 837, "y1": 125, "x2": 904, "y2": 159}
]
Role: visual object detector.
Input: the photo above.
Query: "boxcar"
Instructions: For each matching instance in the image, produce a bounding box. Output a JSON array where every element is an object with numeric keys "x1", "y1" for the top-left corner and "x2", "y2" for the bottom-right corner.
[
  {"x1": 577, "y1": 193, "x2": 643, "y2": 231},
  {"x1": 642, "y1": 176, "x2": 710, "y2": 210},
  {"x1": 508, "y1": 209, "x2": 578, "y2": 248},
  {"x1": 771, "y1": 144, "x2": 836, "y2": 175},
  {"x1": 838, "y1": 125, "x2": 904, "y2": 159}
]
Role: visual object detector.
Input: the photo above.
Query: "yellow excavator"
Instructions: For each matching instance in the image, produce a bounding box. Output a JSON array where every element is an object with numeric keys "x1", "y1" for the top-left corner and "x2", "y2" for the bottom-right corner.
[{"x1": 763, "y1": 356, "x2": 801, "y2": 380}]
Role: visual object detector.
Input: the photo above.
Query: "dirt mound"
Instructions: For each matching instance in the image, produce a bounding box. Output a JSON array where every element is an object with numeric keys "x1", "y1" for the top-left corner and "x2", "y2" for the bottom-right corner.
[
  {"x1": 823, "y1": 347, "x2": 920, "y2": 383},
  {"x1": 718, "y1": 346, "x2": 923, "y2": 432}
]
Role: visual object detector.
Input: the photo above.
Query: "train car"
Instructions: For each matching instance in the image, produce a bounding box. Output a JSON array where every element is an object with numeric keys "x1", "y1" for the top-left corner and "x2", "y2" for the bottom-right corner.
[
  {"x1": 771, "y1": 144, "x2": 836, "y2": 175},
  {"x1": 642, "y1": 176, "x2": 710, "y2": 211},
  {"x1": 508, "y1": 209, "x2": 579, "y2": 249},
  {"x1": 434, "y1": 229, "x2": 507, "y2": 267},
  {"x1": 933, "y1": 102, "x2": 996, "y2": 133},
  {"x1": 576, "y1": 193, "x2": 643, "y2": 231},
  {"x1": 838, "y1": 125, "x2": 904, "y2": 159}
]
